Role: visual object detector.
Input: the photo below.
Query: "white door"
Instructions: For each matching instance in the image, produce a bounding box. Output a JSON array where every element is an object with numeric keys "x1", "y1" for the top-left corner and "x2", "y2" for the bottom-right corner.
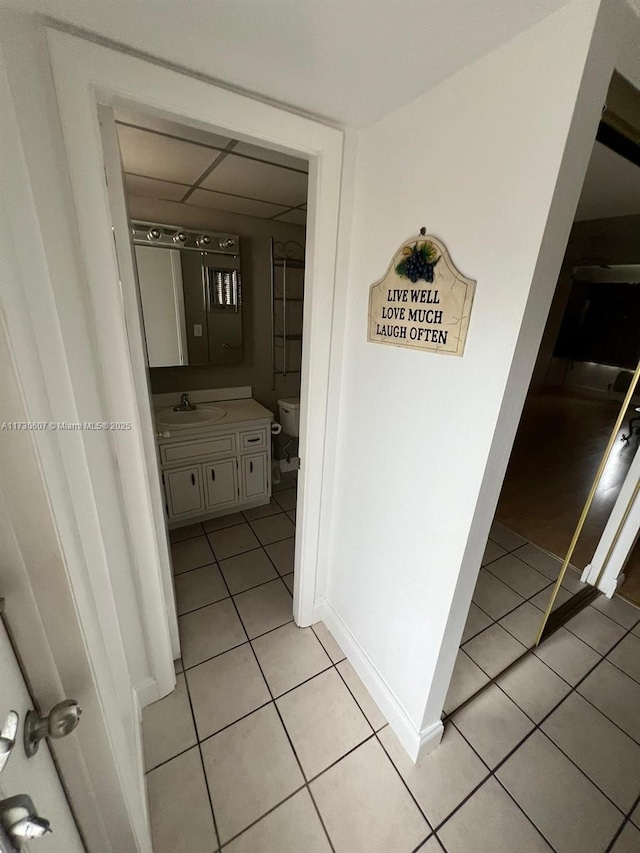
[{"x1": 0, "y1": 618, "x2": 84, "y2": 852}]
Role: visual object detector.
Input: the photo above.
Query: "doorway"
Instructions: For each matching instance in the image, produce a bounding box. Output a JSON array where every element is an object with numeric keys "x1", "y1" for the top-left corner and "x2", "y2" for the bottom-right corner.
[
  {"x1": 109, "y1": 102, "x2": 309, "y2": 670},
  {"x1": 34, "y1": 27, "x2": 344, "y2": 850},
  {"x1": 45, "y1": 23, "x2": 344, "y2": 700}
]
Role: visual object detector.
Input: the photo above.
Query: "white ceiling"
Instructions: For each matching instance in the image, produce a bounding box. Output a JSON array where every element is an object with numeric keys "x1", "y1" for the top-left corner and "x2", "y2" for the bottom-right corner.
[
  {"x1": 575, "y1": 142, "x2": 640, "y2": 222},
  {"x1": 14, "y1": 0, "x2": 574, "y2": 127},
  {"x1": 116, "y1": 110, "x2": 309, "y2": 223}
]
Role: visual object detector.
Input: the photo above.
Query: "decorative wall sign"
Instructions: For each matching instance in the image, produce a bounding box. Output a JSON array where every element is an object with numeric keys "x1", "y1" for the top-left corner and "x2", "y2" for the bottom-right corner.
[{"x1": 368, "y1": 230, "x2": 476, "y2": 357}]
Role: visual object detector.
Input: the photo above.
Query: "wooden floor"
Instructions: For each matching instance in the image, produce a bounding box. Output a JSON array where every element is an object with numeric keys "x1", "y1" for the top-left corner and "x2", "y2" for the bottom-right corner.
[{"x1": 495, "y1": 389, "x2": 640, "y2": 605}]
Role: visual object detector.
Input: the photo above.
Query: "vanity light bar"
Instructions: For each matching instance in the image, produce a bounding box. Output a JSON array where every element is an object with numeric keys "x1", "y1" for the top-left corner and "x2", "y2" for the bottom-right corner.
[{"x1": 131, "y1": 221, "x2": 239, "y2": 255}]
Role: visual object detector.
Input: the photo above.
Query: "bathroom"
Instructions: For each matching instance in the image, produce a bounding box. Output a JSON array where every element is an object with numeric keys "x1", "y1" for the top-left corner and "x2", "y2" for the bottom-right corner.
[{"x1": 116, "y1": 105, "x2": 309, "y2": 666}]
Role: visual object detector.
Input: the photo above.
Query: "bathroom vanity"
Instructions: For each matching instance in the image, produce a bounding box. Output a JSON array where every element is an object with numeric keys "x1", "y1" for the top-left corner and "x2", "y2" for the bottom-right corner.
[{"x1": 154, "y1": 395, "x2": 273, "y2": 527}]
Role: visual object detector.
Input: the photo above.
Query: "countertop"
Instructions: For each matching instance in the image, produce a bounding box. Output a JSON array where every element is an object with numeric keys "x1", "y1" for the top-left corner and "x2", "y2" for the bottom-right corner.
[{"x1": 154, "y1": 397, "x2": 274, "y2": 434}]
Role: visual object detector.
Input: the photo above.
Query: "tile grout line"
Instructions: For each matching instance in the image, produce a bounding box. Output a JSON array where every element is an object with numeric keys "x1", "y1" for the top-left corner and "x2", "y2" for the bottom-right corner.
[
  {"x1": 371, "y1": 730, "x2": 437, "y2": 844},
  {"x1": 178, "y1": 569, "x2": 293, "y2": 617},
  {"x1": 446, "y1": 614, "x2": 640, "y2": 843},
  {"x1": 162, "y1": 516, "x2": 298, "y2": 853},
  {"x1": 468, "y1": 598, "x2": 640, "y2": 743},
  {"x1": 433, "y1": 720, "x2": 557, "y2": 852},
  {"x1": 190, "y1": 661, "x2": 336, "y2": 751},
  {"x1": 206, "y1": 531, "x2": 295, "y2": 562},
  {"x1": 165, "y1": 598, "x2": 445, "y2": 850},
  {"x1": 196, "y1": 525, "x2": 338, "y2": 853},
  {"x1": 181, "y1": 620, "x2": 295, "y2": 673},
  {"x1": 217, "y1": 785, "x2": 308, "y2": 849},
  {"x1": 172, "y1": 514, "x2": 292, "y2": 551},
  {"x1": 487, "y1": 534, "x2": 640, "y2": 626},
  {"x1": 181, "y1": 524, "x2": 338, "y2": 850},
  {"x1": 604, "y1": 789, "x2": 640, "y2": 852},
  {"x1": 322, "y1": 641, "x2": 434, "y2": 848},
  {"x1": 203, "y1": 539, "x2": 300, "y2": 850},
  {"x1": 438, "y1": 532, "x2": 640, "y2": 847},
  {"x1": 184, "y1": 606, "x2": 433, "y2": 851},
  {"x1": 167, "y1": 519, "x2": 638, "y2": 849},
  {"x1": 462, "y1": 611, "x2": 640, "y2": 752},
  {"x1": 180, "y1": 669, "x2": 223, "y2": 852},
  {"x1": 331, "y1": 660, "x2": 438, "y2": 844},
  {"x1": 463, "y1": 564, "x2": 636, "y2": 675},
  {"x1": 240, "y1": 601, "x2": 338, "y2": 853}
]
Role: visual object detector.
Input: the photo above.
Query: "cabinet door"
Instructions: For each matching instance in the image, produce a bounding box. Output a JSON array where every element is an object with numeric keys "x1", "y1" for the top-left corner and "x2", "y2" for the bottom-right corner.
[
  {"x1": 166, "y1": 466, "x2": 203, "y2": 517},
  {"x1": 242, "y1": 452, "x2": 268, "y2": 500},
  {"x1": 204, "y1": 459, "x2": 238, "y2": 508},
  {"x1": 135, "y1": 245, "x2": 187, "y2": 367}
]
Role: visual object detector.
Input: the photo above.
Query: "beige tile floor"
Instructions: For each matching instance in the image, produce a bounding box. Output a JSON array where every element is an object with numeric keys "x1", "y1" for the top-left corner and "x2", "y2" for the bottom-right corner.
[{"x1": 144, "y1": 503, "x2": 640, "y2": 852}]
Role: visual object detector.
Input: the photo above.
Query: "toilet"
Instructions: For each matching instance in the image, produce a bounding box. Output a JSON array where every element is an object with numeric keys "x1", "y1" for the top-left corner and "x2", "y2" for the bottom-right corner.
[{"x1": 277, "y1": 397, "x2": 300, "y2": 436}]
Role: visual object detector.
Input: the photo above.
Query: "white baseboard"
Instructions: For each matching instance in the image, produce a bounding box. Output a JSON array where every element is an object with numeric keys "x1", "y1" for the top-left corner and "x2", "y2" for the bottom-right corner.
[
  {"x1": 317, "y1": 600, "x2": 444, "y2": 763},
  {"x1": 134, "y1": 675, "x2": 162, "y2": 709},
  {"x1": 602, "y1": 574, "x2": 620, "y2": 598},
  {"x1": 582, "y1": 563, "x2": 622, "y2": 598},
  {"x1": 312, "y1": 599, "x2": 326, "y2": 624},
  {"x1": 580, "y1": 563, "x2": 593, "y2": 584}
]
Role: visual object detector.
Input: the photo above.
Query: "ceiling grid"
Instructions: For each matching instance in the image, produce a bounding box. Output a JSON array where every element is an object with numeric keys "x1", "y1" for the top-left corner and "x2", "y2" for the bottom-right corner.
[{"x1": 116, "y1": 113, "x2": 309, "y2": 224}]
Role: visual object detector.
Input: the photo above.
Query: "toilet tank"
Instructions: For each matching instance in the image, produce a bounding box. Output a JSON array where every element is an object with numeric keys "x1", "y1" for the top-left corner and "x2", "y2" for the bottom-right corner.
[{"x1": 277, "y1": 397, "x2": 301, "y2": 437}]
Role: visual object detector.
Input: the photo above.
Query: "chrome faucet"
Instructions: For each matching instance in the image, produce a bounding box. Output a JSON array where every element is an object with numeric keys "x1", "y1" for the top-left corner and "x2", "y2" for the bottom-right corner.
[{"x1": 173, "y1": 393, "x2": 197, "y2": 412}]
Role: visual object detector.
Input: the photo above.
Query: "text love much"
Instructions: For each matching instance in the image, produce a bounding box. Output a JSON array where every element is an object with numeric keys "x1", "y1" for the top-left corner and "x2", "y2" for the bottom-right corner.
[{"x1": 374, "y1": 287, "x2": 448, "y2": 344}]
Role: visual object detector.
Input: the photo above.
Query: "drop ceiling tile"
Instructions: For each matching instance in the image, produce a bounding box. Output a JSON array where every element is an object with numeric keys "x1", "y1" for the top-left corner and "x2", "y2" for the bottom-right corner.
[
  {"x1": 274, "y1": 209, "x2": 307, "y2": 225},
  {"x1": 115, "y1": 109, "x2": 232, "y2": 150},
  {"x1": 124, "y1": 174, "x2": 188, "y2": 201},
  {"x1": 233, "y1": 140, "x2": 308, "y2": 173},
  {"x1": 117, "y1": 125, "x2": 218, "y2": 185},
  {"x1": 201, "y1": 156, "x2": 308, "y2": 207},
  {"x1": 188, "y1": 188, "x2": 288, "y2": 219}
]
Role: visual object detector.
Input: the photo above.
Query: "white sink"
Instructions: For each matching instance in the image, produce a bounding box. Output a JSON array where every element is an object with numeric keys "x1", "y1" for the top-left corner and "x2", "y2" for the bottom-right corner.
[{"x1": 156, "y1": 405, "x2": 226, "y2": 429}]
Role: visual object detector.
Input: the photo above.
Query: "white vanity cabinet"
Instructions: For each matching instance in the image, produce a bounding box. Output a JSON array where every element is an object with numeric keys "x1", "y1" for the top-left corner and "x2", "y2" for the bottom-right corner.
[{"x1": 158, "y1": 413, "x2": 272, "y2": 526}]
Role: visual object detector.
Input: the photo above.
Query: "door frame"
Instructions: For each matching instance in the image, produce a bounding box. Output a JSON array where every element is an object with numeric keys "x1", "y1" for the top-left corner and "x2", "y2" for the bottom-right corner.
[
  {"x1": 0, "y1": 22, "x2": 153, "y2": 847},
  {"x1": 45, "y1": 28, "x2": 343, "y2": 660},
  {"x1": 583, "y1": 443, "x2": 640, "y2": 595}
]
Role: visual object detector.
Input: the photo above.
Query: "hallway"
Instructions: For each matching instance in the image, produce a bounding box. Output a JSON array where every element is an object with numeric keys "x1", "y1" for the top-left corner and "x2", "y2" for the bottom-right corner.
[{"x1": 143, "y1": 508, "x2": 640, "y2": 853}]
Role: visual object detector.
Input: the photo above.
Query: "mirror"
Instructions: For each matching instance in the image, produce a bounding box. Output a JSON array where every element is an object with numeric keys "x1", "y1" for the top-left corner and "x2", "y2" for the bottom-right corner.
[{"x1": 132, "y1": 221, "x2": 243, "y2": 367}]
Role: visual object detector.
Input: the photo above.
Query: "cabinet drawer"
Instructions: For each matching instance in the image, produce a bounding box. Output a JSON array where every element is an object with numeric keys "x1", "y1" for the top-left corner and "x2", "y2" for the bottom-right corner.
[
  {"x1": 239, "y1": 428, "x2": 267, "y2": 453},
  {"x1": 161, "y1": 433, "x2": 236, "y2": 464}
]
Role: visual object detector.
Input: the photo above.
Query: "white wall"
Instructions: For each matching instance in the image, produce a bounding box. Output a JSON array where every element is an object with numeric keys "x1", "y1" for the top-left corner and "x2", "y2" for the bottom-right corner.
[{"x1": 325, "y1": 0, "x2": 625, "y2": 754}]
